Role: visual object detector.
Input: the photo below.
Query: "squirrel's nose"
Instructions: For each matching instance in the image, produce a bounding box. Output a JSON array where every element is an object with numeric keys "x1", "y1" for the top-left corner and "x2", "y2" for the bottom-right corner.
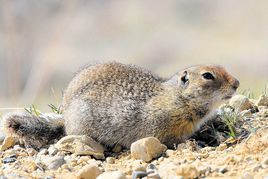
[{"x1": 232, "y1": 79, "x2": 240, "y2": 90}]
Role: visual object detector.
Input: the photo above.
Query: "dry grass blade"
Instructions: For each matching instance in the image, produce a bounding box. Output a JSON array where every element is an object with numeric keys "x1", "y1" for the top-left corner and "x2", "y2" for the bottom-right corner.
[
  {"x1": 48, "y1": 104, "x2": 63, "y2": 114},
  {"x1": 24, "y1": 105, "x2": 41, "y2": 117}
]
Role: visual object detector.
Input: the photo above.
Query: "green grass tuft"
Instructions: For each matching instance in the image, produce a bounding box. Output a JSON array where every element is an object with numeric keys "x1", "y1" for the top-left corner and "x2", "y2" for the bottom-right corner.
[
  {"x1": 220, "y1": 106, "x2": 240, "y2": 138},
  {"x1": 48, "y1": 104, "x2": 63, "y2": 114},
  {"x1": 25, "y1": 105, "x2": 42, "y2": 117}
]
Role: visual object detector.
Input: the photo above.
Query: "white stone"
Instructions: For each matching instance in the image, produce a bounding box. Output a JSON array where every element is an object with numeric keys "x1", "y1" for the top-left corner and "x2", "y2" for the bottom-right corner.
[
  {"x1": 165, "y1": 149, "x2": 175, "y2": 157},
  {"x1": 97, "y1": 171, "x2": 126, "y2": 179},
  {"x1": 77, "y1": 163, "x2": 102, "y2": 179},
  {"x1": 229, "y1": 95, "x2": 252, "y2": 111},
  {"x1": 106, "y1": 157, "x2": 115, "y2": 164},
  {"x1": 48, "y1": 145, "x2": 58, "y2": 156},
  {"x1": 131, "y1": 137, "x2": 167, "y2": 162},
  {"x1": 39, "y1": 148, "x2": 48, "y2": 155}
]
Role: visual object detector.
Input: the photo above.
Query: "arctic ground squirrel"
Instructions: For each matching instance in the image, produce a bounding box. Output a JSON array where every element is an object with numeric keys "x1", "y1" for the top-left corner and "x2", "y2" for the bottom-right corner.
[{"x1": 3, "y1": 62, "x2": 239, "y2": 149}]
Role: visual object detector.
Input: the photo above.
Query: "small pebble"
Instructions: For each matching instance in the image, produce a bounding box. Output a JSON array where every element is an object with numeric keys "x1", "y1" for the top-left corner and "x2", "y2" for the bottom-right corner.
[
  {"x1": 106, "y1": 157, "x2": 115, "y2": 164},
  {"x1": 217, "y1": 143, "x2": 227, "y2": 151},
  {"x1": 61, "y1": 164, "x2": 69, "y2": 169},
  {"x1": 132, "y1": 171, "x2": 147, "y2": 179},
  {"x1": 44, "y1": 176, "x2": 54, "y2": 179},
  {"x1": 133, "y1": 165, "x2": 146, "y2": 172},
  {"x1": 95, "y1": 160, "x2": 102, "y2": 166},
  {"x1": 158, "y1": 157, "x2": 164, "y2": 162},
  {"x1": 47, "y1": 156, "x2": 65, "y2": 170},
  {"x1": 0, "y1": 136, "x2": 15, "y2": 151},
  {"x1": 64, "y1": 155, "x2": 72, "y2": 161},
  {"x1": 3, "y1": 154, "x2": 17, "y2": 164},
  {"x1": 131, "y1": 137, "x2": 167, "y2": 162},
  {"x1": 252, "y1": 164, "x2": 261, "y2": 172},
  {"x1": 147, "y1": 173, "x2": 161, "y2": 179},
  {"x1": 165, "y1": 149, "x2": 175, "y2": 157},
  {"x1": 55, "y1": 135, "x2": 105, "y2": 159},
  {"x1": 26, "y1": 148, "x2": 37, "y2": 156},
  {"x1": 39, "y1": 148, "x2": 48, "y2": 155},
  {"x1": 147, "y1": 163, "x2": 158, "y2": 174},
  {"x1": 112, "y1": 144, "x2": 123, "y2": 153},
  {"x1": 97, "y1": 170, "x2": 126, "y2": 179},
  {"x1": 77, "y1": 156, "x2": 91, "y2": 164},
  {"x1": 241, "y1": 172, "x2": 253, "y2": 179},
  {"x1": 176, "y1": 165, "x2": 199, "y2": 178},
  {"x1": 48, "y1": 146, "x2": 58, "y2": 156},
  {"x1": 219, "y1": 167, "x2": 228, "y2": 174},
  {"x1": 261, "y1": 157, "x2": 268, "y2": 168},
  {"x1": 77, "y1": 163, "x2": 102, "y2": 179},
  {"x1": 13, "y1": 145, "x2": 23, "y2": 151},
  {"x1": 3, "y1": 157, "x2": 17, "y2": 164}
]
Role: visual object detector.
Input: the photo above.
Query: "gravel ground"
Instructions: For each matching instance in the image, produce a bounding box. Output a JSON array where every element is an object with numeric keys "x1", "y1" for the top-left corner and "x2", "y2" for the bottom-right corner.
[{"x1": 0, "y1": 95, "x2": 267, "y2": 179}]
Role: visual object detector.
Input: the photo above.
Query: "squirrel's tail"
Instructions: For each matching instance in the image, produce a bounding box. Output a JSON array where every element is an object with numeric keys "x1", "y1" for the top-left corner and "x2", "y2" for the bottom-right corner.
[{"x1": 2, "y1": 112, "x2": 65, "y2": 149}]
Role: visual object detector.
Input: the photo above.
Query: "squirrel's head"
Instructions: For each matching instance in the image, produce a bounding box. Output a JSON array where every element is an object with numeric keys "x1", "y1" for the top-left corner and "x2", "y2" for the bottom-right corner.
[{"x1": 168, "y1": 65, "x2": 239, "y2": 106}]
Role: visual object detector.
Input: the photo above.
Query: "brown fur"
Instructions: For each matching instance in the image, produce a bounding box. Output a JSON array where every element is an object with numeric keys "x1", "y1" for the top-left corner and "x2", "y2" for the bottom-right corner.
[{"x1": 3, "y1": 62, "x2": 239, "y2": 149}]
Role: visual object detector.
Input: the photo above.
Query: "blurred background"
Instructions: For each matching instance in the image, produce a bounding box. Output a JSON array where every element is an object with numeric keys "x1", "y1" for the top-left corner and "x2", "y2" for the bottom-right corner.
[{"x1": 0, "y1": 0, "x2": 267, "y2": 111}]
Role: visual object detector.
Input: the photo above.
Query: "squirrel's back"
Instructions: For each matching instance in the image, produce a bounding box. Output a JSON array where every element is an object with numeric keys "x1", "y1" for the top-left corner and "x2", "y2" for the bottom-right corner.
[{"x1": 62, "y1": 62, "x2": 165, "y2": 110}]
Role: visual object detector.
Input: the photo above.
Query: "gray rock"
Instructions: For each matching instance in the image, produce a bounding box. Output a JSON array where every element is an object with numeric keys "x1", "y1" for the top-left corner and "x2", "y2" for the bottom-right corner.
[
  {"x1": 3, "y1": 154, "x2": 17, "y2": 164},
  {"x1": 219, "y1": 167, "x2": 228, "y2": 173},
  {"x1": 132, "y1": 171, "x2": 147, "y2": 179},
  {"x1": 43, "y1": 156, "x2": 65, "y2": 170},
  {"x1": 256, "y1": 95, "x2": 268, "y2": 106},
  {"x1": 229, "y1": 95, "x2": 253, "y2": 111},
  {"x1": 55, "y1": 135, "x2": 104, "y2": 159}
]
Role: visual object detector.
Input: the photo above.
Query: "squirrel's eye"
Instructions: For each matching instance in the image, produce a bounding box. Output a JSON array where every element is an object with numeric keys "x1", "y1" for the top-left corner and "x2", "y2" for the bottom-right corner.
[{"x1": 202, "y1": 72, "x2": 215, "y2": 80}]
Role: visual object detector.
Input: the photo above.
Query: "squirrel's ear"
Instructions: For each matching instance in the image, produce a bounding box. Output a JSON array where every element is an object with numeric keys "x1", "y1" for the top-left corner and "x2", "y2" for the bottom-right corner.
[
  {"x1": 165, "y1": 71, "x2": 189, "y2": 88},
  {"x1": 179, "y1": 71, "x2": 189, "y2": 88},
  {"x1": 165, "y1": 74, "x2": 179, "y2": 86}
]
